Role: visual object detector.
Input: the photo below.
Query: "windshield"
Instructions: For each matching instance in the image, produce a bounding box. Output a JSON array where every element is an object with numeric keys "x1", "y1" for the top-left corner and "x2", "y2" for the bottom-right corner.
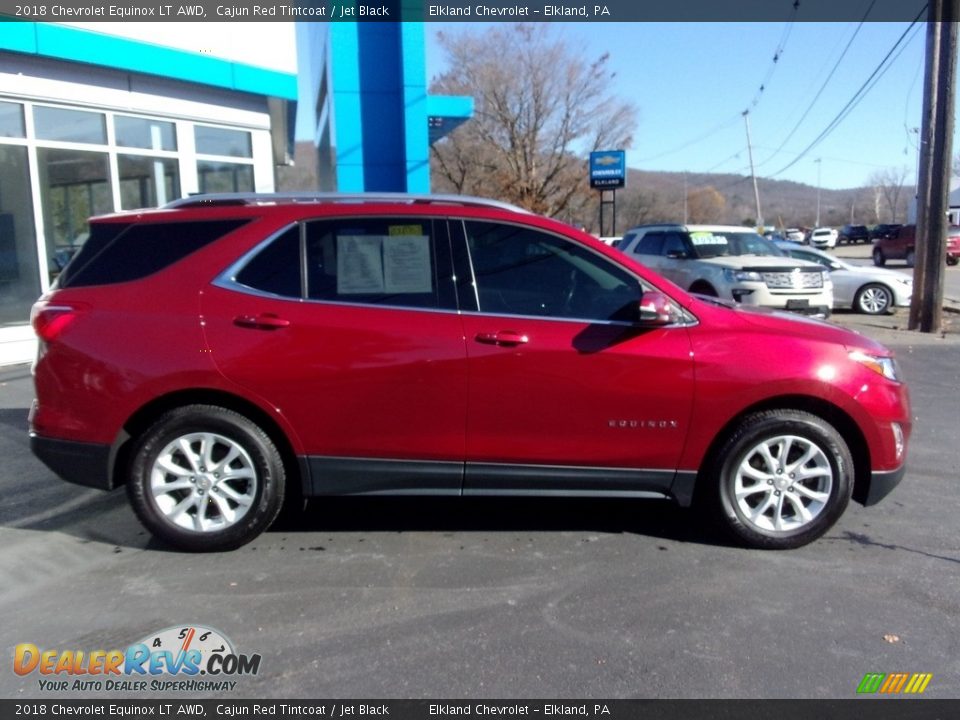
[{"x1": 687, "y1": 231, "x2": 784, "y2": 258}]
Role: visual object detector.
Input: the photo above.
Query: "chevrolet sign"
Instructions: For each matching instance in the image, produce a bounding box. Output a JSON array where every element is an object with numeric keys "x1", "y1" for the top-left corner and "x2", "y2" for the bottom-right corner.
[{"x1": 590, "y1": 150, "x2": 626, "y2": 189}]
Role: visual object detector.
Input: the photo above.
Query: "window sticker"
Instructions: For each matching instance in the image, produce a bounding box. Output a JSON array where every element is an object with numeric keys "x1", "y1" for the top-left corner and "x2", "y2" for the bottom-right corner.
[
  {"x1": 337, "y1": 236, "x2": 384, "y2": 294},
  {"x1": 689, "y1": 232, "x2": 729, "y2": 246},
  {"x1": 388, "y1": 224, "x2": 424, "y2": 237},
  {"x1": 384, "y1": 235, "x2": 432, "y2": 294}
]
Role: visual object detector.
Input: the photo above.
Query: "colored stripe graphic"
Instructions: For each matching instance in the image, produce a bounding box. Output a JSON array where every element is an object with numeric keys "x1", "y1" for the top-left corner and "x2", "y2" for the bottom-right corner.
[
  {"x1": 904, "y1": 674, "x2": 933, "y2": 694},
  {"x1": 857, "y1": 673, "x2": 886, "y2": 693},
  {"x1": 857, "y1": 672, "x2": 932, "y2": 694}
]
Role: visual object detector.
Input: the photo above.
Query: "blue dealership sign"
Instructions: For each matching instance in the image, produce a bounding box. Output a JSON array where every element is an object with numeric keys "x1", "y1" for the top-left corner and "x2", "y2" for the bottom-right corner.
[{"x1": 589, "y1": 150, "x2": 626, "y2": 189}]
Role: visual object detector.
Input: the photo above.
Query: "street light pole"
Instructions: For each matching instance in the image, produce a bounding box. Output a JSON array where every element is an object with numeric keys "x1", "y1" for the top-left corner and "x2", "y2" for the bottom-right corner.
[
  {"x1": 742, "y1": 110, "x2": 763, "y2": 228},
  {"x1": 815, "y1": 158, "x2": 822, "y2": 226}
]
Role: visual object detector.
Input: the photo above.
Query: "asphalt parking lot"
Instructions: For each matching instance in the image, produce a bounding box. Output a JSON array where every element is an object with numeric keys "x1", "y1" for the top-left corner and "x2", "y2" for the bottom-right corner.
[{"x1": 2, "y1": 282, "x2": 958, "y2": 700}]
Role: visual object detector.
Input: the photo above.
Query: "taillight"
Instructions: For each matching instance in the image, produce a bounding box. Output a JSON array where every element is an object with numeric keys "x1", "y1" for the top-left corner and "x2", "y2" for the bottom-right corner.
[{"x1": 30, "y1": 301, "x2": 85, "y2": 343}]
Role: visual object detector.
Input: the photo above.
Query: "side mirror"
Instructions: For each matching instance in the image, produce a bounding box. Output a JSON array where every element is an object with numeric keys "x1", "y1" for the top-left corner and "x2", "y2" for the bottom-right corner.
[{"x1": 637, "y1": 291, "x2": 677, "y2": 326}]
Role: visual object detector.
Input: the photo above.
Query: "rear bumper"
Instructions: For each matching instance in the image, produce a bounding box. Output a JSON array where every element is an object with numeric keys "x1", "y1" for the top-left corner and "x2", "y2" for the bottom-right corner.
[
  {"x1": 857, "y1": 464, "x2": 906, "y2": 507},
  {"x1": 30, "y1": 434, "x2": 114, "y2": 491}
]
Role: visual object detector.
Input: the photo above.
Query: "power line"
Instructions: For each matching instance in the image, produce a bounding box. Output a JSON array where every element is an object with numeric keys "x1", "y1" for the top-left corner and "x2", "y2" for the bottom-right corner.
[
  {"x1": 757, "y1": 0, "x2": 878, "y2": 169},
  {"x1": 639, "y1": 0, "x2": 799, "y2": 164},
  {"x1": 769, "y1": 9, "x2": 926, "y2": 179},
  {"x1": 746, "y1": 0, "x2": 801, "y2": 111},
  {"x1": 636, "y1": 114, "x2": 741, "y2": 163}
]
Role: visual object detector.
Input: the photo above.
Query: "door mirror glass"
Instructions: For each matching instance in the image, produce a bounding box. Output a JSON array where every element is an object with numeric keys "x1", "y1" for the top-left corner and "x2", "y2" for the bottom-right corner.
[{"x1": 637, "y1": 291, "x2": 677, "y2": 326}]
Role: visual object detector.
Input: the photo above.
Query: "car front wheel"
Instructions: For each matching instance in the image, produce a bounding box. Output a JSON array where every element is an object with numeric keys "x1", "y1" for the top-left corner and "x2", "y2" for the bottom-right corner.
[
  {"x1": 127, "y1": 405, "x2": 286, "y2": 551},
  {"x1": 873, "y1": 248, "x2": 886, "y2": 267},
  {"x1": 906, "y1": 250, "x2": 916, "y2": 268},
  {"x1": 854, "y1": 283, "x2": 893, "y2": 315},
  {"x1": 710, "y1": 410, "x2": 853, "y2": 549}
]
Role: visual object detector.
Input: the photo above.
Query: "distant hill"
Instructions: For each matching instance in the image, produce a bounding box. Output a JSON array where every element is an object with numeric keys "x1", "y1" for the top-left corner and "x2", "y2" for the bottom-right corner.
[{"x1": 612, "y1": 168, "x2": 913, "y2": 230}]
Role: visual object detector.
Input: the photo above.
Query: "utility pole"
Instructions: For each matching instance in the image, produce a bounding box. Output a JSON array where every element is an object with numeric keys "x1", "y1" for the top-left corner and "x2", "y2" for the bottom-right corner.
[
  {"x1": 683, "y1": 172, "x2": 688, "y2": 224},
  {"x1": 742, "y1": 110, "x2": 763, "y2": 228},
  {"x1": 815, "y1": 158, "x2": 822, "y2": 226},
  {"x1": 909, "y1": 0, "x2": 957, "y2": 333}
]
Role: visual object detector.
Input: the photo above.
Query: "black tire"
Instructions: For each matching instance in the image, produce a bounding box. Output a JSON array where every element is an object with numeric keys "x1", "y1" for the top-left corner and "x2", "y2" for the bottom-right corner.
[
  {"x1": 905, "y1": 249, "x2": 916, "y2": 268},
  {"x1": 127, "y1": 405, "x2": 286, "y2": 552},
  {"x1": 873, "y1": 247, "x2": 886, "y2": 267},
  {"x1": 854, "y1": 283, "x2": 893, "y2": 315},
  {"x1": 689, "y1": 282, "x2": 718, "y2": 297},
  {"x1": 708, "y1": 410, "x2": 853, "y2": 549},
  {"x1": 948, "y1": 256, "x2": 959, "y2": 266}
]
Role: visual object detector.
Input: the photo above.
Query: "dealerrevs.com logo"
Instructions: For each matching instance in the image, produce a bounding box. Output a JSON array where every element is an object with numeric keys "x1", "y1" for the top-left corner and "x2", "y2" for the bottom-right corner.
[{"x1": 14, "y1": 625, "x2": 261, "y2": 693}]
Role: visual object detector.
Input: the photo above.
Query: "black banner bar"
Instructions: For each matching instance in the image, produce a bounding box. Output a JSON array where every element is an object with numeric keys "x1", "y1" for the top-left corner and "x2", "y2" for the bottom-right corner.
[{"x1": 0, "y1": 0, "x2": 932, "y2": 23}]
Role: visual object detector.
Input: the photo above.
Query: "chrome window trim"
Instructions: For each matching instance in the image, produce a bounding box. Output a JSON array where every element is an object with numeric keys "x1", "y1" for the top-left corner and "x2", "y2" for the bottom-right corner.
[{"x1": 212, "y1": 215, "x2": 698, "y2": 328}]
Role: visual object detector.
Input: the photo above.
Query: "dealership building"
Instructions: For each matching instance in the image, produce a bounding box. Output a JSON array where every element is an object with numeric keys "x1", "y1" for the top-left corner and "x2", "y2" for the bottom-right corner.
[{"x1": 0, "y1": 20, "x2": 471, "y2": 365}]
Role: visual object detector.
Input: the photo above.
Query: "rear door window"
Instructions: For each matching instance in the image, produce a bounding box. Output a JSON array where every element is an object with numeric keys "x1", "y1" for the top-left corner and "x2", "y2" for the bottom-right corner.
[
  {"x1": 228, "y1": 217, "x2": 456, "y2": 311},
  {"x1": 60, "y1": 219, "x2": 248, "y2": 288}
]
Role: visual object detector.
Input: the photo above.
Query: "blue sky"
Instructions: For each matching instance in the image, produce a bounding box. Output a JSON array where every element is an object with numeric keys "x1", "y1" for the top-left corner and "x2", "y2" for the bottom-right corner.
[{"x1": 425, "y1": 21, "x2": 938, "y2": 190}]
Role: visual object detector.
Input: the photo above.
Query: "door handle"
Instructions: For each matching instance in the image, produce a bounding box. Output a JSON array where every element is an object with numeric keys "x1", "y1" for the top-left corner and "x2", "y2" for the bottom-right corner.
[
  {"x1": 475, "y1": 330, "x2": 529, "y2": 347},
  {"x1": 233, "y1": 313, "x2": 290, "y2": 330}
]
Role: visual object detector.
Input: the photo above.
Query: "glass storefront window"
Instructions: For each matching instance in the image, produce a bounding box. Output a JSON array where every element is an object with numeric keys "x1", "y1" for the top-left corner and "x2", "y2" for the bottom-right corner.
[
  {"x1": 197, "y1": 160, "x2": 254, "y2": 193},
  {"x1": 35, "y1": 106, "x2": 107, "y2": 144},
  {"x1": 115, "y1": 116, "x2": 177, "y2": 151},
  {"x1": 0, "y1": 101, "x2": 25, "y2": 138},
  {"x1": 195, "y1": 125, "x2": 252, "y2": 158},
  {"x1": 37, "y1": 148, "x2": 113, "y2": 279},
  {"x1": 119, "y1": 155, "x2": 181, "y2": 210},
  {"x1": 0, "y1": 146, "x2": 41, "y2": 326}
]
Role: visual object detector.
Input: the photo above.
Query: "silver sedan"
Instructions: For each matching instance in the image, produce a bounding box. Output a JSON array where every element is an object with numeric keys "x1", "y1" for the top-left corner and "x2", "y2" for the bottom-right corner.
[{"x1": 774, "y1": 242, "x2": 912, "y2": 315}]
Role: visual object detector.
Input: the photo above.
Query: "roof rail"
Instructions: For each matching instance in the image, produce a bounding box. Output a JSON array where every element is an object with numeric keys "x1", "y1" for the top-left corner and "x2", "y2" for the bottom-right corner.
[{"x1": 163, "y1": 192, "x2": 532, "y2": 214}]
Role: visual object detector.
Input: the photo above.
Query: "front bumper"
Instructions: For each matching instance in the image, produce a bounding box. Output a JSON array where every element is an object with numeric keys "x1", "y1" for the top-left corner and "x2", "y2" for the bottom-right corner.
[
  {"x1": 856, "y1": 464, "x2": 906, "y2": 507},
  {"x1": 30, "y1": 434, "x2": 115, "y2": 491}
]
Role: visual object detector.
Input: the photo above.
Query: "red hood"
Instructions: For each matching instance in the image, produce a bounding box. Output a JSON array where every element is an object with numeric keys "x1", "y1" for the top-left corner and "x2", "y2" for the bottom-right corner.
[{"x1": 686, "y1": 296, "x2": 892, "y2": 356}]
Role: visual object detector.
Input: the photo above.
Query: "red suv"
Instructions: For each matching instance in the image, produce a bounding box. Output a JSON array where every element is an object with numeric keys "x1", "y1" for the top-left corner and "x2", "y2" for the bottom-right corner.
[
  {"x1": 30, "y1": 194, "x2": 911, "y2": 551},
  {"x1": 873, "y1": 224, "x2": 960, "y2": 267}
]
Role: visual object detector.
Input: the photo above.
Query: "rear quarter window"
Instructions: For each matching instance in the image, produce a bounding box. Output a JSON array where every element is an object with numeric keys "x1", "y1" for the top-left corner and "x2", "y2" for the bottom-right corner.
[{"x1": 59, "y1": 219, "x2": 249, "y2": 288}]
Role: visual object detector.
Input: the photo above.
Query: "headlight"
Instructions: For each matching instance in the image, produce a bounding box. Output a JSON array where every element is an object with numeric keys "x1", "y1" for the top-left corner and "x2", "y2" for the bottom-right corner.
[
  {"x1": 723, "y1": 269, "x2": 763, "y2": 282},
  {"x1": 849, "y1": 350, "x2": 900, "y2": 381}
]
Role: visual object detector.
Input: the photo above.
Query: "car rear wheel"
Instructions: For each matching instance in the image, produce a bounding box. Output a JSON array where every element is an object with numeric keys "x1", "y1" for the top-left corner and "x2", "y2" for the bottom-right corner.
[
  {"x1": 854, "y1": 283, "x2": 893, "y2": 315},
  {"x1": 905, "y1": 250, "x2": 916, "y2": 268},
  {"x1": 710, "y1": 410, "x2": 853, "y2": 549},
  {"x1": 127, "y1": 405, "x2": 285, "y2": 551},
  {"x1": 873, "y1": 248, "x2": 886, "y2": 267},
  {"x1": 948, "y1": 256, "x2": 959, "y2": 266}
]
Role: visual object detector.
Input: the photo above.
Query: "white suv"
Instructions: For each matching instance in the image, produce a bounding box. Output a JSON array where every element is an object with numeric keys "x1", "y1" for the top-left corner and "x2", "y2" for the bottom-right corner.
[
  {"x1": 618, "y1": 224, "x2": 833, "y2": 316},
  {"x1": 810, "y1": 227, "x2": 839, "y2": 249}
]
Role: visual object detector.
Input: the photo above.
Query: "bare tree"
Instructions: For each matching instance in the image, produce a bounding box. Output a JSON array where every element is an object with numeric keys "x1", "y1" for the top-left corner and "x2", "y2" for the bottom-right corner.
[
  {"x1": 869, "y1": 166, "x2": 912, "y2": 223},
  {"x1": 429, "y1": 24, "x2": 637, "y2": 218},
  {"x1": 686, "y1": 186, "x2": 726, "y2": 224}
]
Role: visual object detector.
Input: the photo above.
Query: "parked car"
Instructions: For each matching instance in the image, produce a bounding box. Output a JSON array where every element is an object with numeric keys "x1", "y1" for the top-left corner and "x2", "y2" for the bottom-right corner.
[
  {"x1": 874, "y1": 225, "x2": 917, "y2": 266},
  {"x1": 838, "y1": 224, "x2": 870, "y2": 245},
  {"x1": 597, "y1": 236, "x2": 623, "y2": 248},
  {"x1": 872, "y1": 224, "x2": 960, "y2": 267},
  {"x1": 31, "y1": 193, "x2": 910, "y2": 552},
  {"x1": 869, "y1": 224, "x2": 902, "y2": 242},
  {"x1": 783, "y1": 228, "x2": 805, "y2": 243},
  {"x1": 775, "y1": 242, "x2": 912, "y2": 315},
  {"x1": 809, "y1": 227, "x2": 839, "y2": 249},
  {"x1": 618, "y1": 224, "x2": 833, "y2": 317}
]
